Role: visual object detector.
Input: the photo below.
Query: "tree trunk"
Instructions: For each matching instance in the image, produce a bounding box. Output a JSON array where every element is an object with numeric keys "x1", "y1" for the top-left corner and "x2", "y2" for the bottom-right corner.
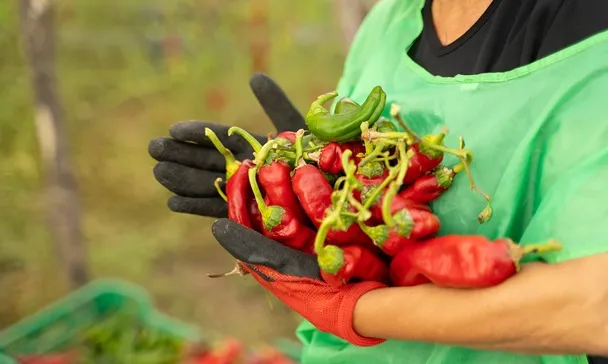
[
  {"x1": 332, "y1": 0, "x2": 375, "y2": 50},
  {"x1": 19, "y1": 0, "x2": 89, "y2": 288}
]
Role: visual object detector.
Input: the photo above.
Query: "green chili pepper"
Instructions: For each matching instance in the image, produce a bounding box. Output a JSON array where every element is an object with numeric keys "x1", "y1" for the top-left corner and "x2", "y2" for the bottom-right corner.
[{"x1": 305, "y1": 86, "x2": 387, "y2": 142}]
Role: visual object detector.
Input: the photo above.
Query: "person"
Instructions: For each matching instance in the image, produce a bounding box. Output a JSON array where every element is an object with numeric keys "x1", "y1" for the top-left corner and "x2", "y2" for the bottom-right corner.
[{"x1": 148, "y1": 0, "x2": 608, "y2": 363}]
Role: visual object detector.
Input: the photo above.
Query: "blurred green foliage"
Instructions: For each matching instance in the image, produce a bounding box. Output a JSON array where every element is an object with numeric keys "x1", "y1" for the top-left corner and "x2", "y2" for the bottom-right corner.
[{"x1": 0, "y1": 0, "x2": 345, "y2": 344}]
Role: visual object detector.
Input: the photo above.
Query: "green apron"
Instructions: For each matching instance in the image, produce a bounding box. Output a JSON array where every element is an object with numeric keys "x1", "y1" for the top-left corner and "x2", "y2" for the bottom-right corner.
[{"x1": 295, "y1": 0, "x2": 608, "y2": 363}]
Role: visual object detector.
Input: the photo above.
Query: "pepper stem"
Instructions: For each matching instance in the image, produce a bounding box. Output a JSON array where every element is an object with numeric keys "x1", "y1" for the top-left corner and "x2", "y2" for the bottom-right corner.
[
  {"x1": 207, "y1": 261, "x2": 248, "y2": 278},
  {"x1": 358, "y1": 142, "x2": 384, "y2": 168},
  {"x1": 248, "y1": 168, "x2": 268, "y2": 211},
  {"x1": 248, "y1": 167, "x2": 284, "y2": 230},
  {"x1": 294, "y1": 129, "x2": 305, "y2": 164},
  {"x1": 521, "y1": 239, "x2": 562, "y2": 255},
  {"x1": 205, "y1": 128, "x2": 241, "y2": 179},
  {"x1": 360, "y1": 121, "x2": 374, "y2": 155},
  {"x1": 228, "y1": 127, "x2": 263, "y2": 153},
  {"x1": 390, "y1": 104, "x2": 419, "y2": 144},
  {"x1": 214, "y1": 178, "x2": 228, "y2": 202},
  {"x1": 396, "y1": 141, "x2": 409, "y2": 184},
  {"x1": 382, "y1": 182, "x2": 399, "y2": 227}
]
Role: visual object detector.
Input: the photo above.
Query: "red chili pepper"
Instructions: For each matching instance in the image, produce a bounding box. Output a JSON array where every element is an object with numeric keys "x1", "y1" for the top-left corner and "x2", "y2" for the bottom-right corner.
[
  {"x1": 321, "y1": 244, "x2": 388, "y2": 288},
  {"x1": 390, "y1": 235, "x2": 562, "y2": 288},
  {"x1": 249, "y1": 168, "x2": 315, "y2": 250},
  {"x1": 400, "y1": 166, "x2": 455, "y2": 204},
  {"x1": 226, "y1": 160, "x2": 256, "y2": 228},
  {"x1": 318, "y1": 142, "x2": 365, "y2": 174},
  {"x1": 291, "y1": 164, "x2": 373, "y2": 247},
  {"x1": 258, "y1": 161, "x2": 309, "y2": 225},
  {"x1": 361, "y1": 208, "x2": 440, "y2": 256},
  {"x1": 276, "y1": 131, "x2": 297, "y2": 143},
  {"x1": 403, "y1": 134, "x2": 445, "y2": 184}
]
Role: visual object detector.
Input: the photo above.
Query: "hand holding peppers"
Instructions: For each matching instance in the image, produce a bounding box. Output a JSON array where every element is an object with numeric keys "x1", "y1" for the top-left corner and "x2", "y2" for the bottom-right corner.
[
  {"x1": 154, "y1": 84, "x2": 566, "y2": 348},
  {"x1": 148, "y1": 73, "x2": 306, "y2": 218},
  {"x1": 211, "y1": 218, "x2": 386, "y2": 346}
]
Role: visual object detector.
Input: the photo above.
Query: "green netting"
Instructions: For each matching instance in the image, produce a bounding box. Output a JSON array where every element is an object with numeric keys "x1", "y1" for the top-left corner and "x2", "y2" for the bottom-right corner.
[{"x1": 0, "y1": 279, "x2": 201, "y2": 361}]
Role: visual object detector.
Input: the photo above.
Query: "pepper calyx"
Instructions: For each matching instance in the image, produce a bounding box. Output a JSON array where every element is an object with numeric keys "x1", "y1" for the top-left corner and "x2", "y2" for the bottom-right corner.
[
  {"x1": 358, "y1": 161, "x2": 385, "y2": 179},
  {"x1": 434, "y1": 166, "x2": 455, "y2": 189},
  {"x1": 360, "y1": 223, "x2": 390, "y2": 247},
  {"x1": 318, "y1": 245, "x2": 345, "y2": 275},
  {"x1": 418, "y1": 133, "x2": 446, "y2": 159},
  {"x1": 392, "y1": 209, "x2": 414, "y2": 238},
  {"x1": 262, "y1": 206, "x2": 285, "y2": 231}
]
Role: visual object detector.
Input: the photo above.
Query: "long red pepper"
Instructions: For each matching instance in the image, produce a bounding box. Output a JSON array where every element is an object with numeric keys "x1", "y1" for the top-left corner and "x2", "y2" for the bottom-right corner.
[
  {"x1": 291, "y1": 163, "x2": 373, "y2": 247},
  {"x1": 321, "y1": 244, "x2": 388, "y2": 288},
  {"x1": 403, "y1": 134, "x2": 445, "y2": 184},
  {"x1": 248, "y1": 167, "x2": 315, "y2": 250},
  {"x1": 361, "y1": 208, "x2": 440, "y2": 256},
  {"x1": 226, "y1": 160, "x2": 256, "y2": 229},
  {"x1": 390, "y1": 235, "x2": 562, "y2": 288},
  {"x1": 399, "y1": 165, "x2": 456, "y2": 204},
  {"x1": 258, "y1": 161, "x2": 310, "y2": 225},
  {"x1": 318, "y1": 142, "x2": 365, "y2": 174}
]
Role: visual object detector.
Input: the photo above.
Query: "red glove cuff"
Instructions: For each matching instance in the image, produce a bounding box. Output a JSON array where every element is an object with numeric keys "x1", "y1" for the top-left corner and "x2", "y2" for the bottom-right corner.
[{"x1": 244, "y1": 264, "x2": 387, "y2": 347}]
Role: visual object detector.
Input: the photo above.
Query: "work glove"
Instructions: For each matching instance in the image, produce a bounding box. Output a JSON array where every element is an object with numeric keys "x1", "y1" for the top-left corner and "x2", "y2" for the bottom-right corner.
[
  {"x1": 211, "y1": 218, "x2": 387, "y2": 347},
  {"x1": 148, "y1": 73, "x2": 306, "y2": 218}
]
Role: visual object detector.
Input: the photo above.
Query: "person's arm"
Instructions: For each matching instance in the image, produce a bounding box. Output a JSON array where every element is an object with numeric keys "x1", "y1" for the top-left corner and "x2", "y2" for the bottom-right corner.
[{"x1": 354, "y1": 252, "x2": 608, "y2": 355}]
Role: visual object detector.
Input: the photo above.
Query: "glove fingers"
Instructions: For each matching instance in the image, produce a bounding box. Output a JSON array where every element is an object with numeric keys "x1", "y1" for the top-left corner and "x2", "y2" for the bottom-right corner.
[
  {"x1": 249, "y1": 73, "x2": 306, "y2": 133},
  {"x1": 153, "y1": 161, "x2": 224, "y2": 197},
  {"x1": 211, "y1": 218, "x2": 321, "y2": 280},
  {"x1": 169, "y1": 121, "x2": 266, "y2": 154},
  {"x1": 148, "y1": 137, "x2": 226, "y2": 171},
  {"x1": 168, "y1": 196, "x2": 227, "y2": 218}
]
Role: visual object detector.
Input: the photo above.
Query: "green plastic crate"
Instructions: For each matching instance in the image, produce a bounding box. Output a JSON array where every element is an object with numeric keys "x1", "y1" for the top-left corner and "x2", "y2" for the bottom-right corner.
[{"x1": 0, "y1": 279, "x2": 201, "y2": 362}]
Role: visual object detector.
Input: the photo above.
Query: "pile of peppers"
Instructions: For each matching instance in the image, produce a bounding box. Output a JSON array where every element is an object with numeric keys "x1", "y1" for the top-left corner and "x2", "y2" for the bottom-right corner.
[{"x1": 208, "y1": 85, "x2": 562, "y2": 289}]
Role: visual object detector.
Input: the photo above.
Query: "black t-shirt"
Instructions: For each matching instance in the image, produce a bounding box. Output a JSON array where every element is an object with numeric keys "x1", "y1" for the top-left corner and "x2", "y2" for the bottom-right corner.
[
  {"x1": 410, "y1": 1, "x2": 608, "y2": 363},
  {"x1": 409, "y1": 0, "x2": 608, "y2": 77}
]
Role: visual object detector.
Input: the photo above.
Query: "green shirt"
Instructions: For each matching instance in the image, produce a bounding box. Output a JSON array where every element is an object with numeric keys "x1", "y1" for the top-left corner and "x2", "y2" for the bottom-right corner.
[{"x1": 296, "y1": 0, "x2": 608, "y2": 363}]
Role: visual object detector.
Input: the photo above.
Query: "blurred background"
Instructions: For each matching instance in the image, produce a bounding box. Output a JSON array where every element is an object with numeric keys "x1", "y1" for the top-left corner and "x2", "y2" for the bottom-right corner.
[{"x1": 0, "y1": 0, "x2": 378, "y2": 351}]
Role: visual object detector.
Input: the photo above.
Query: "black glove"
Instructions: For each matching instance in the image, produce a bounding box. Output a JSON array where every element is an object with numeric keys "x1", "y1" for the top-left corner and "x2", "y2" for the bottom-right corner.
[{"x1": 148, "y1": 73, "x2": 306, "y2": 218}]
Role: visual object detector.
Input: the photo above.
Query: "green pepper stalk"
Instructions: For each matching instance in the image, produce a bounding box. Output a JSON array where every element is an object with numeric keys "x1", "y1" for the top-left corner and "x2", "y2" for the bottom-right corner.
[
  {"x1": 214, "y1": 178, "x2": 228, "y2": 202},
  {"x1": 205, "y1": 128, "x2": 241, "y2": 179},
  {"x1": 365, "y1": 105, "x2": 493, "y2": 223},
  {"x1": 313, "y1": 150, "x2": 363, "y2": 274},
  {"x1": 227, "y1": 126, "x2": 263, "y2": 154},
  {"x1": 305, "y1": 85, "x2": 387, "y2": 142}
]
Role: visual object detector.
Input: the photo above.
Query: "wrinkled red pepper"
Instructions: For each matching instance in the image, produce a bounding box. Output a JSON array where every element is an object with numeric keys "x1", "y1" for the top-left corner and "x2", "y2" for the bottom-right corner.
[
  {"x1": 226, "y1": 160, "x2": 256, "y2": 228},
  {"x1": 291, "y1": 164, "x2": 373, "y2": 247},
  {"x1": 403, "y1": 134, "x2": 445, "y2": 184},
  {"x1": 390, "y1": 235, "x2": 562, "y2": 288},
  {"x1": 318, "y1": 142, "x2": 365, "y2": 174},
  {"x1": 248, "y1": 168, "x2": 315, "y2": 250},
  {"x1": 258, "y1": 161, "x2": 310, "y2": 225},
  {"x1": 400, "y1": 166, "x2": 455, "y2": 204},
  {"x1": 321, "y1": 244, "x2": 388, "y2": 288},
  {"x1": 361, "y1": 208, "x2": 440, "y2": 256}
]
